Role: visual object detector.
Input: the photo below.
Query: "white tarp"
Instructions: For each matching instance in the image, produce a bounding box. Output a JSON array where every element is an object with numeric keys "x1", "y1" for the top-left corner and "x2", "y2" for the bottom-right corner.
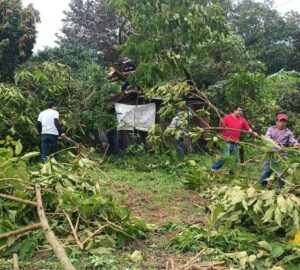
[{"x1": 115, "y1": 103, "x2": 156, "y2": 131}]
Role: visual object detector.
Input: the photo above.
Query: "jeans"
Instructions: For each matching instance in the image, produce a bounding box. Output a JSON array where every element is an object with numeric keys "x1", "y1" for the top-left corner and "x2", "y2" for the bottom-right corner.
[
  {"x1": 41, "y1": 134, "x2": 58, "y2": 163},
  {"x1": 259, "y1": 159, "x2": 285, "y2": 187},
  {"x1": 211, "y1": 142, "x2": 239, "y2": 175},
  {"x1": 107, "y1": 129, "x2": 121, "y2": 155},
  {"x1": 175, "y1": 137, "x2": 184, "y2": 158}
]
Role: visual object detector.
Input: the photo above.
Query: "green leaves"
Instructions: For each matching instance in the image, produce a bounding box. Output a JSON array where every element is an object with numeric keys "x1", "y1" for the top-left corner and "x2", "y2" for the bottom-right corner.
[
  {"x1": 274, "y1": 207, "x2": 282, "y2": 227},
  {"x1": 15, "y1": 140, "x2": 23, "y2": 155},
  {"x1": 171, "y1": 224, "x2": 299, "y2": 267},
  {"x1": 262, "y1": 206, "x2": 275, "y2": 223},
  {"x1": 0, "y1": 137, "x2": 38, "y2": 180},
  {"x1": 258, "y1": 241, "x2": 272, "y2": 252},
  {"x1": 20, "y1": 152, "x2": 40, "y2": 161},
  {"x1": 109, "y1": 0, "x2": 229, "y2": 87},
  {"x1": 210, "y1": 185, "x2": 300, "y2": 236},
  {"x1": 0, "y1": 0, "x2": 40, "y2": 82},
  {"x1": 277, "y1": 195, "x2": 287, "y2": 214},
  {"x1": 146, "y1": 82, "x2": 190, "y2": 120},
  {"x1": 171, "y1": 224, "x2": 300, "y2": 269},
  {"x1": 0, "y1": 142, "x2": 150, "y2": 259}
]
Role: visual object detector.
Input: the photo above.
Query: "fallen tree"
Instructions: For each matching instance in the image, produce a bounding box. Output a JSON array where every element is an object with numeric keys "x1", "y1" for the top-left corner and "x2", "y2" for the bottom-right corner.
[{"x1": 0, "y1": 138, "x2": 149, "y2": 269}]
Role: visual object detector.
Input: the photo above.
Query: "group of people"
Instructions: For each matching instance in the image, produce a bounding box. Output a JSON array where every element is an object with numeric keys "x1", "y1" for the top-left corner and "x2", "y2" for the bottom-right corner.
[
  {"x1": 37, "y1": 101, "x2": 299, "y2": 187},
  {"x1": 211, "y1": 107, "x2": 300, "y2": 187}
]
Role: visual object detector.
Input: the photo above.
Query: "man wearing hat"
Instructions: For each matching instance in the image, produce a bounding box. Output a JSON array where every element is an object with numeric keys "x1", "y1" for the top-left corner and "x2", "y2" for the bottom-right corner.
[
  {"x1": 36, "y1": 101, "x2": 66, "y2": 163},
  {"x1": 259, "y1": 114, "x2": 300, "y2": 187}
]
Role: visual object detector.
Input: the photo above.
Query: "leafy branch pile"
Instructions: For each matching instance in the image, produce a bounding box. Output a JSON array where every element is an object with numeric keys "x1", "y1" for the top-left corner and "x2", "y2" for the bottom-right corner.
[
  {"x1": 171, "y1": 181, "x2": 300, "y2": 268},
  {"x1": 168, "y1": 137, "x2": 300, "y2": 269},
  {"x1": 171, "y1": 225, "x2": 300, "y2": 269},
  {"x1": 0, "y1": 137, "x2": 149, "y2": 266}
]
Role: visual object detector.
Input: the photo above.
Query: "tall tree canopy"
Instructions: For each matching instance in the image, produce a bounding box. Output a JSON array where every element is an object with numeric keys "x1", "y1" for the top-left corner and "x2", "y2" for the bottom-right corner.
[
  {"x1": 57, "y1": 0, "x2": 300, "y2": 74},
  {"x1": 230, "y1": 0, "x2": 300, "y2": 74},
  {"x1": 57, "y1": 0, "x2": 121, "y2": 64},
  {"x1": 0, "y1": 0, "x2": 40, "y2": 82},
  {"x1": 108, "y1": 0, "x2": 229, "y2": 87}
]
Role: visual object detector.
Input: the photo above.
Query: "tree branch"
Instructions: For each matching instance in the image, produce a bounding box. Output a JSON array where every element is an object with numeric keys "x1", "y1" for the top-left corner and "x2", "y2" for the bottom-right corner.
[
  {"x1": 0, "y1": 223, "x2": 41, "y2": 240},
  {"x1": 35, "y1": 184, "x2": 76, "y2": 270},
  {"x1": 13, "y1": 253, "x2": 19, "y2": 270},
  {"x1": 63, "y1": 210, "x2": 83, "y2": 250},
  {"x1": 82, "y1": 224, "x2": 110, "y2": 246},
  {"x1": 0, "y1": 193, "x2": 37, "y2": 207}
]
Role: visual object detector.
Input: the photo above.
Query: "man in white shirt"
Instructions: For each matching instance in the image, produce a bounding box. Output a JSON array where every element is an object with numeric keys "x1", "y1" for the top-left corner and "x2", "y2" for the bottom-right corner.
[{"x1": 37, "y1": 101, "x2": 66, "y2": 163}]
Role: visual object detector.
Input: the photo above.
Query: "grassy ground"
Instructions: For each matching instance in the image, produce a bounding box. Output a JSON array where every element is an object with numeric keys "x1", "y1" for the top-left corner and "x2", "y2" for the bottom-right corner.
[
  {"x1": 1, "y1": 150, "x2": 263, "y2": 270},
  {"x1": 100, "y1": 154, "x2": 211, "y2": 269},
  {"x1": 96, "y1": 152, "x2": 262, "y2": 270}
]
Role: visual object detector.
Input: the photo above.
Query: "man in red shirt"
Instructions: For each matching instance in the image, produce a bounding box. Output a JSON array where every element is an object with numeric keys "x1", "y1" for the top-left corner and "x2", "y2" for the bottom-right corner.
[{"x1": 211, "y1": 107, "x2": 258, "y2": 174}]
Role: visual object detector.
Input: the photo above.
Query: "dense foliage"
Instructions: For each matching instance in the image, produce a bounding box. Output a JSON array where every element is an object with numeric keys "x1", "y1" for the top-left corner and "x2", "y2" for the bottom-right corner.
[
  {"x1": 228, "y1": 0, "x2": 300, "y2": 74},
  {"x1": 0, "y1": 56, "x2": 118, "y2": 148},
  {"x1": 1, "y1": 0, "x2": 300, "y2": 269},
  {"x1": 108, "y1": 0, "x2": 229, "y2": 87},
  {"x1": 0, "y1": 0, "x2": 40, "y2": 82}
]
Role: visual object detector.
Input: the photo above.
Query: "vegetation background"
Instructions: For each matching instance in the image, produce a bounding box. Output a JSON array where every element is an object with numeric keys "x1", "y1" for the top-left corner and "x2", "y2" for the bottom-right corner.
[{"x1": 1, "y1": 0, "x2": 300, "y2": 269}]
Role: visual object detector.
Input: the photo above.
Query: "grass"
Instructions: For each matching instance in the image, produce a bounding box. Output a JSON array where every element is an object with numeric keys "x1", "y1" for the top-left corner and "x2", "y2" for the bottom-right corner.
[{"x1": 101, "y1": 154, "x2": 211, "y2": 224}]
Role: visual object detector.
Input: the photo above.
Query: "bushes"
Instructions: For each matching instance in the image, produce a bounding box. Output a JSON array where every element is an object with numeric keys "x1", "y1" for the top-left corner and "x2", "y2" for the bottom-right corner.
[{"x1": 0, "y1": 58, "x2": 119, "y2": 149}]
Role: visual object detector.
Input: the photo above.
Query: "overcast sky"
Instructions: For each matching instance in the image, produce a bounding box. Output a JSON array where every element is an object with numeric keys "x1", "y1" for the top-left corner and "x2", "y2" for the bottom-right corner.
[{"x1": 22, "y1": 0, "x2": 300, "y2": 52}]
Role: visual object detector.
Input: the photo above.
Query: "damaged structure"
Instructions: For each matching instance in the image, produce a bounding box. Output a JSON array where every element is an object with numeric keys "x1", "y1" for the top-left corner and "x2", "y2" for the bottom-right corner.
[{"x1": 103, "y1": 60, "x2": 210, "y2": 153}]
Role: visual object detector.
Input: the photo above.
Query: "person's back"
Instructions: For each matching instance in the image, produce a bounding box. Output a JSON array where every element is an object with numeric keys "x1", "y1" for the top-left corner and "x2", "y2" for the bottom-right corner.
[
  {"x1": 37, "y1": 101, "x2": 65, "y2": 163},
  {"x1": 38, "y1": 108, "x2": 59, "y2": 135}
]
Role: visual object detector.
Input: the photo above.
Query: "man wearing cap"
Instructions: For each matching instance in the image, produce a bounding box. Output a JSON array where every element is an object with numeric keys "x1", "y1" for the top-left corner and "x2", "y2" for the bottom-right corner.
[
  {"x1": 36, "y1": 101, "x2": 66, "y2": 163},
  {"x1": 211, "y1": 107, "x2": 258, "y2": 174},
  {"x1": 259, "y1": 114, "x2": 300, "y2": 187}
]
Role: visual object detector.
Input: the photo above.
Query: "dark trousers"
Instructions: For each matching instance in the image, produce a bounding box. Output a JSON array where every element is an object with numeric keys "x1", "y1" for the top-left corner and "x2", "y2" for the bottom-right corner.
[
  {"x1": 107, "y1": 129, "x2": 121, "y2": 155},
  {"x1": 211, "y1": 142, "x2": 239, "y2": 175},
  {"x1": 175, "y1": 137, "x2": 185, "y2": 158},
  {"x1": 41, "y1": 134, "x2": 58, "y2": 163},
  {"x1": 259, "y1": 159, "x2": 285, "y2": 187}
]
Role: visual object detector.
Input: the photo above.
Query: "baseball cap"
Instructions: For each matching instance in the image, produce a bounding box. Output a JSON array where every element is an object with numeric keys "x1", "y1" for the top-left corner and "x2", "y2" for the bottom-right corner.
[{"x1": 276, "y1": 114, "x2": 287, "y2": 121}]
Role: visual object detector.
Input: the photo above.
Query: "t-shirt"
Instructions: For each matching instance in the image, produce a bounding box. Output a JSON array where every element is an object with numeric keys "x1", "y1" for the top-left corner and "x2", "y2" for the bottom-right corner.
[
  {"x1": 37, "y1": 109, "x2": 59, "y2": 135},
  {"x1": 221, "y1": 114, "x2": 250, "y2": 142}
]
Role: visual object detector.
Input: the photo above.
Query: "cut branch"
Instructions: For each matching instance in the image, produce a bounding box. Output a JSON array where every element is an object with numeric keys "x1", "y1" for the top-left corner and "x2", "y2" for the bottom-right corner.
[
  {"x1": 35, "y1": 184, "x2": 76, "y2": 270},
  {"x1": 181, "y1": 249, "x2": 205, "y2": 269},
  {"x1": 202, "y1": 127, "x2": 260, "y2": 136},
  {"x1": 82, "y1": 224, "x2": 110, "y2": 246},
  {"x1": 0, "y1": 193, "x2": 37, "y2": 206},
  {"x1": 0, "y1": 223, "x2": 41, "y2": 240},
  {"x1": 13, "y1": 253, "x2": 19, "y2": 270},
  {"x1": 63, "y1": 210, "x2": 83, "y2": 250},
  {"x1": 75, "y1": 215, "x2": 80, "y2": 233}
]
